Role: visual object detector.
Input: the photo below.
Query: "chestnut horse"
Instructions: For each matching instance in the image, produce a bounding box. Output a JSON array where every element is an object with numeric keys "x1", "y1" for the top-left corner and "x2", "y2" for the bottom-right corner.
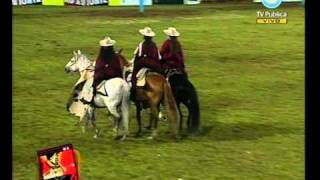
[{"x1": 118, "y1": 55, "x2": 180, "y2": 139}]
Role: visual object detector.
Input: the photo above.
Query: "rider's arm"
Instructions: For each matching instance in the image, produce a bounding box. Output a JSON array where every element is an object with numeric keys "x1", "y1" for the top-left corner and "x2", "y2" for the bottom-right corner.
[
  {"x1": 160, "y1": 40, "x2": 170, "y2": 58},
  {"x1": 93, "y1": 59, "x2": 107, "y2": 87},
  {"x1": 151, "y1": 43, "x2": 161, "y2": 61},
  {"x1": 179, "y1": 47, "x2": 185, "y2": 68},
  {"x1": 94, "y1": 58, "x2": 104, "y2": 71}
]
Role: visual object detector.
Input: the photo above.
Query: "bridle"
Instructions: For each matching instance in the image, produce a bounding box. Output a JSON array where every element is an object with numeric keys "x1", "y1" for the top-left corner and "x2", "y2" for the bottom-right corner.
[{"x1": 83, "y1": 65, "x2": 94, "y2": 72}]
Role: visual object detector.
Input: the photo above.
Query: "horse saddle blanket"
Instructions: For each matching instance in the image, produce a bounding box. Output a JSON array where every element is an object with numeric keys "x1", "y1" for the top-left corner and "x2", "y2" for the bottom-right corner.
[
  {"x1": 136, "y1": 68, "x2": 162, "y2": 87},
  {"x1": 136, "y1": 68, "x2": 149, "y2": 87}
]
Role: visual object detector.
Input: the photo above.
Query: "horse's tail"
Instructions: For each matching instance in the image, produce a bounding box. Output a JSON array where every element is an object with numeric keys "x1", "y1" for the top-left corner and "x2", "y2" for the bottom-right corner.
[
  {"x1": 163, "y1": 81, "x2": 180, "y2": 136},
  {"x1": 187, "y1": 82, "x2": 200, "y2": 133},
  {"x1": 120, "y1": 81, "x2": 130, "y2": 135}
]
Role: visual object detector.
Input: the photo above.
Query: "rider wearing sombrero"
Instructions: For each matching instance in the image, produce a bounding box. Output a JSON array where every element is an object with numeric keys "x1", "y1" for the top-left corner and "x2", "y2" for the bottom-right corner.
[
  {"x1": 80, "y1": 37, "x2": 123, "y2": 103},
  {"x1": 160, "y1": 27, "x2": 187, "y2": 77},
  {"x1": 131, "y1": 27, "x2": 163, "y2": 99},
  {"x1": 92, "y1": 37, "x2": 122, "y2": 89}
]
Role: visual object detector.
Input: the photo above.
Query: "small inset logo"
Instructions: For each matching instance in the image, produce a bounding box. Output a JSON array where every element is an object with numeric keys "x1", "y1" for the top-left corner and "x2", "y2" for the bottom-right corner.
[
  {"x1": 261, "y1": 0, "x2": 282, "y2": 9},
  {"x1": 37, "y1": 144, "x2": 80, "y2": 180},
  {"x1": 256, "y1": 10, "x2": 288, "y2": 24}
]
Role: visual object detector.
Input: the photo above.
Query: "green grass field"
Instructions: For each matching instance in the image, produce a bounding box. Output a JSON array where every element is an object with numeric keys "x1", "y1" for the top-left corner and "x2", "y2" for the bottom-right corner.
[{"x1": 13, "y1": 3, "x2": 304, "y2": 180}]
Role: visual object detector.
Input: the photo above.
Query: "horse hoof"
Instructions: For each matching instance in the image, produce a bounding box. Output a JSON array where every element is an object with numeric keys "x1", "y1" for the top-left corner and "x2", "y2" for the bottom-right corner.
[
  {"x1": 161, "y1": 117, "x2": 167, "y2": 122},
  {"x1": 93, "y1": 130, "x2": 100, "y2": 139},
  {"x1": 144, "y1": 126, "x2": 152, "y2": 130},
  {"x1": 119, "y1": 135, "x2": 127, "y2": 141},
  {"x1": 188, "y1": 129, "x2": 201, "y2": 136},
  {"x1": 147, "y1": 136, "x2": 153, "y2": 140},
  {"x1": 151, "y1": 131, "x2": 158, "y2": 137},
  {"x1": 158, "y1": 112, "x2": 167, "y2": 122},
  {"x1": 114, "y1": 135, "x2": 126, "y2": 141}
]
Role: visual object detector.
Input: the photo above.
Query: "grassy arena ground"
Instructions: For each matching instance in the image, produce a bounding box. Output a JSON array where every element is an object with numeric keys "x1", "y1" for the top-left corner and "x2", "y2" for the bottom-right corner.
[{"x1": 13, "y1": 3, "x2": 304, "y2": 179}]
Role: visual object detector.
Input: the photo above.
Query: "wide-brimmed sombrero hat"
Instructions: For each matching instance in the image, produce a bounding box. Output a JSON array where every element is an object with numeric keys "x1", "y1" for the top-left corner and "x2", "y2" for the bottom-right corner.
[
  {"x1": 139, "y1": 27, "x2": 156, "y2": 37},
  {"x1": 99, "y1": 36, "x2": 116, "y2": 47},
  {"x1": 163, "y1": 27, "x2": 180, "y2": 37}
]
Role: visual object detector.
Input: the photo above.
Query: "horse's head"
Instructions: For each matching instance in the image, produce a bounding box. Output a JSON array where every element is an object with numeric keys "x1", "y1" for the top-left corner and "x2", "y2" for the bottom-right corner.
[{"x1": 65, "y1": 50, "x2": 92, "y2": 74}]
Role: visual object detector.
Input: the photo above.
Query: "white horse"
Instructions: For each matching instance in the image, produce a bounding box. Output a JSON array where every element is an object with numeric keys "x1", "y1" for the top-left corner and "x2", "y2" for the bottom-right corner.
[{"x1": 65, "y1": 50, "x2": 131, "y2": 140}]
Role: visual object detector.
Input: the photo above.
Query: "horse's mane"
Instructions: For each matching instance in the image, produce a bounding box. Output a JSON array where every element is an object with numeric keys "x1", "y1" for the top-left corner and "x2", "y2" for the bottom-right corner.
[
  {"x1": 80, "y1": 54, "x2": 92, "y2": 63},
  {"x1": 117, "y1": 49, "x2": 130, "y2": 67}
]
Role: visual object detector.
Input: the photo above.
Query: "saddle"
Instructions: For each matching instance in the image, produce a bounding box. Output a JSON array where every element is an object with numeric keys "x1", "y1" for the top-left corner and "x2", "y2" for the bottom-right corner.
[
  {"x1": 136, "y1": 68, "x2": 149, "y2": 87},
  {"x1": 136, "y1": 68, "x2": 162, "y2": 87}
]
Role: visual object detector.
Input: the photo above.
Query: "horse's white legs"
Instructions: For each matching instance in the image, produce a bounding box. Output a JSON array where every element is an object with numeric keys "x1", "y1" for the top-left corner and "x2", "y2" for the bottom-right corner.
[
  {"x1": 94, "y1": 79, "x2": 131, "y2": 141},
  {"x1": 119, "y1": 85, "x2": 131, "y2": 140},
  {"x1": 78, "y1": 105, "x2": 87, "y2": 133},
  {"x1": 78, "y1": 105, "x2": 99, "y2": 138},
  {"x1": 87, "y1": 107, "x2": 100, "y2": 139},
  {"x1": 106, "y1": 102, "x2": 121, "y2": 138},
  {"x1": 80, "y1": 111, "x2": 88, "y2": 133},
  {"x1": 105, "y1": 89, "x2": 130, "y2": 141}
]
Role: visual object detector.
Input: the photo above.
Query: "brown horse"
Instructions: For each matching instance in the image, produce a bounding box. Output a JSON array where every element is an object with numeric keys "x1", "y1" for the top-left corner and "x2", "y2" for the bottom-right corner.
[{"x1": 117, "y1": 53, "x2": 180, "y2": 139}]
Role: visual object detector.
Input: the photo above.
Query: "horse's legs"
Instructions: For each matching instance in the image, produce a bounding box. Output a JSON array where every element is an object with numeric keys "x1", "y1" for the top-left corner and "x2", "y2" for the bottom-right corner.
[
  {"x1": 157, "y1": 104, "x2": 166, "y2": 122},
  {"x1": 106, "y1": 103, "x2": 121, "y2": 138},
  {"x1": 80, "y1": 109, "x2": 89, "y2": 134},
  {"x1": 184, "y1": 101, "x2": 192, "y2": 130},
  {"x1": 80, "y1": 114, "x2": 87, "y2": 133},
  {"x1": 89, "y1": 108, "x2": 100, "y2": 139},
  {"x1": 119, "y1": 87, "x2": 130, "y2": 139},
  {"x1": 149, "y1": 102, "x2": 159, "y2": 139},
  {"x1": 145, "y1": 107, "x2": 152, "y2": 130},
  {"x1": 143, "y1": 103, "x2": 159, "y2": 130},
  {"x1": 111, "y1": 115, "x2": 118, "y2": 135},
  {"x1": 111, "y1": 103, "x2": 129, "y2": 141},
  {"x1": 178, "y1": 103, "x2": 184, "y2": 131},
  {"x1": 135, "y1": 102, "x2": 142, "y2": 137}
]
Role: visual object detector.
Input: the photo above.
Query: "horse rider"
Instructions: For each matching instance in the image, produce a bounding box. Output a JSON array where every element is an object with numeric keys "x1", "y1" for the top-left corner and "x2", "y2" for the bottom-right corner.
[
  {"x1": 80, "y1": 36, "x2": 123, "y2": 104},
  {"x1": 160, "y1": 27, "x2": 187, "y2": 77},
  {"x1": 41, "y1": 152, "x2": 68, "y2": 179},
  {"x1": 130, "y1": 27, "x2": 163, "y2": 99}
]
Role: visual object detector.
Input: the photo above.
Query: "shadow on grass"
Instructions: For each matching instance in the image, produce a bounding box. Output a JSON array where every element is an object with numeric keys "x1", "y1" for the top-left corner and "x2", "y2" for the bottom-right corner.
[{"x1": 197, "y1": 121, "x2": 301, "y2": 141}]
